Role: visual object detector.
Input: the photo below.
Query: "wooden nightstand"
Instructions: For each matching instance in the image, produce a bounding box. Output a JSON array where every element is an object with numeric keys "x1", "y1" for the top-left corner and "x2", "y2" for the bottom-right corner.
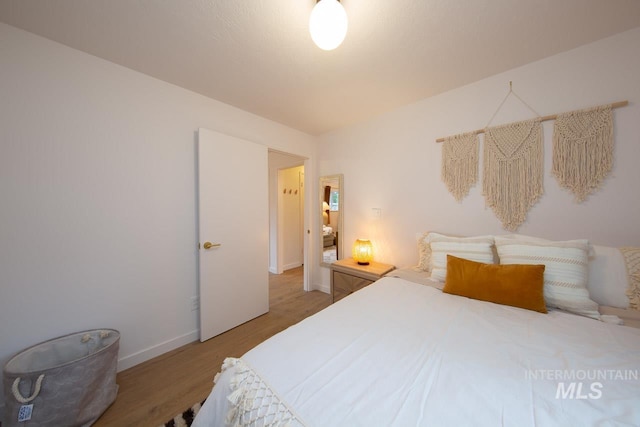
[{"x1": 330, "y1": 258, "x2": 395, "y2": 303}]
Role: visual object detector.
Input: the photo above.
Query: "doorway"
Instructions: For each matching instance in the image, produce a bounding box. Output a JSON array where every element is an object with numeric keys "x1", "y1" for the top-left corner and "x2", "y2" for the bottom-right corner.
[
  {"x1": 278, "y1": 165, "x2": 304, "y2": 271},
  {"x1": 268, "y1": 152, "x2": 306, "y2": 288}
]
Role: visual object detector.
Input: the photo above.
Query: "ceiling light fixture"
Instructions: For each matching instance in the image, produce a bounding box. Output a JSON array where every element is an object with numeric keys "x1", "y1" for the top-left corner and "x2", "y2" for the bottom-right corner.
[{"x1": 309, "y1": 0, "x2": 348, "y2": 51}]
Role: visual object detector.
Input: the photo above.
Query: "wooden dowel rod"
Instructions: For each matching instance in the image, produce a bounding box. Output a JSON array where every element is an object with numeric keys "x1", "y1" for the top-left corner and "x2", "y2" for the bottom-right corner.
[{"x1": 435, "y1": 100, "x2": 628, "y2": 143}]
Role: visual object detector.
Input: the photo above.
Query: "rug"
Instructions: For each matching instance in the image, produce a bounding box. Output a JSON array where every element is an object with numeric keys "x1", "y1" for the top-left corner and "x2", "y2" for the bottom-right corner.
[{"x1": 161, "y1": 399, "x2": 206, "y2": 427}]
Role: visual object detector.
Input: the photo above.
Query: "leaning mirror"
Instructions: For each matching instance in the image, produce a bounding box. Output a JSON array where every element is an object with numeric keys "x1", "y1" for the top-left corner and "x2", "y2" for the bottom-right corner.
[{"x1": 320, "y1": 174, "x2": 343, "y2": 267}]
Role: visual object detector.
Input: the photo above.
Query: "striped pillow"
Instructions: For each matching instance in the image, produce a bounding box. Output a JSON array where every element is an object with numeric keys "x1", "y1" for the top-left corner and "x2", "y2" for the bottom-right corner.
[
  {"x1": 495, "y1": 235, "x2": 600, "y2": 319},
  {"x1": 428, "y1": 233, "x2": 495, "y2": 282}
]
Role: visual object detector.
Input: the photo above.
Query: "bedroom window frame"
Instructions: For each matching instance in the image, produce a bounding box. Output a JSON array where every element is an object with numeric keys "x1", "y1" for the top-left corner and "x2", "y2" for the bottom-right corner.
[{"x1": 329, "y1": 190, "x2": 339, "y2": 211}]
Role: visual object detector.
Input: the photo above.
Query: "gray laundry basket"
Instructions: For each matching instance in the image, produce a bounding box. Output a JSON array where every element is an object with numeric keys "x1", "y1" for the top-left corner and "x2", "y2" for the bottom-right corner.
[{"x1": 3, "y1": 329, "x2": 119, "y2": 427}]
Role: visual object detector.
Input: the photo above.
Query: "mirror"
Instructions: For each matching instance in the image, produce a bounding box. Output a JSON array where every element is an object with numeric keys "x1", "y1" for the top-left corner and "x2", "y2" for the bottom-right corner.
[{"x1": 320, "y1": 174, "x2": 343, "y2": 267}]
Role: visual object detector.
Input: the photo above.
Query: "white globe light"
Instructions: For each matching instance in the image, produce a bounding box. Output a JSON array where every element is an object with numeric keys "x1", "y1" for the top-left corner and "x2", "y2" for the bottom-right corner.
[{"x1": 309, "y1": 0, "x2": 348, "y2": 51}]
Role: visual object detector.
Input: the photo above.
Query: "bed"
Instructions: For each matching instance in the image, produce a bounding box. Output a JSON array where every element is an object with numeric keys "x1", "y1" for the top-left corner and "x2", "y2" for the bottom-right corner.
[
  {"x1": 322, "y1": 225, "x2": 335, "y2": 248},
  {"x1": 194, "y1": 234, "x2": 640, "y2": 426}
]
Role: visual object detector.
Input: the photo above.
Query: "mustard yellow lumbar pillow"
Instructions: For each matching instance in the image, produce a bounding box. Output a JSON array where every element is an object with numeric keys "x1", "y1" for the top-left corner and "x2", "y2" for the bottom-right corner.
[{"x1": 443, "y1": 255, "x2": 547, "y2": 313}]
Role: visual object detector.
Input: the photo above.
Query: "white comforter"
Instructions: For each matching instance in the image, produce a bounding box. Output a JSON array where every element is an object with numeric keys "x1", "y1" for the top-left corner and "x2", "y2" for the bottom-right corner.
[{"x1": 194, "y1": 277, "x2": 640, "y2": 426}]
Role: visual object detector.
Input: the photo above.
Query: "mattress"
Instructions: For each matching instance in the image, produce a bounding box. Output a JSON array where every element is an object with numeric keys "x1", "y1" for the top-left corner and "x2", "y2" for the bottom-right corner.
[{"x1": 194, "y1": 277, "x2": 640, "y2": 426}]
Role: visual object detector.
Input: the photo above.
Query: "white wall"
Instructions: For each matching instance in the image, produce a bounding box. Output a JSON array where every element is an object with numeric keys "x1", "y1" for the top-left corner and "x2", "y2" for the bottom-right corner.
[
  {"x1": 315, "y1": 27, "x2": 640, "y2": 283},
  {"x1": 0, "y1": 23, "x2": 315, "y2": 412}
]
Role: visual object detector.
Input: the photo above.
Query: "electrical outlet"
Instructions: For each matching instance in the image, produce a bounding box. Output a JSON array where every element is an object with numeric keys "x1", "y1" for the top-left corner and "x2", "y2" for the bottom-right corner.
[
  {"x1": 190, "y1": 296, "x2": 199, "y2": 312},
  {"x1": 372, "y1": 208, "x2": 382, "y2": 219}
]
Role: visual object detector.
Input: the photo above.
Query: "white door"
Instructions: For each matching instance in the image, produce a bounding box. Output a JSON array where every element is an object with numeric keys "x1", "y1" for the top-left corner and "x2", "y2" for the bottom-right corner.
[{"x1": 197, "y1": 128, "x2": 269, "y2": 342}]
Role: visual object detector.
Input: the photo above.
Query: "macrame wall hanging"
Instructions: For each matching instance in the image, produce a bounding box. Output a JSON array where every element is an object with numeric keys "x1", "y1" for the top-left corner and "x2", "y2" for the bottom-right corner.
[
  {"x1": 441, "y1": 132, "x2": 478, "y2": 202},
  {"x1": 552, "y1": 104, "x2": 613, "y2": 202},
  {"x1": 435, "y1": 81, "x2": 627, "y2": 231},
  {"x1": 483, "y1": 119, "x2": 543, "y2": 231},
  {"x1": 481, "y1": 84, "x2": 543, "y2": 231}
]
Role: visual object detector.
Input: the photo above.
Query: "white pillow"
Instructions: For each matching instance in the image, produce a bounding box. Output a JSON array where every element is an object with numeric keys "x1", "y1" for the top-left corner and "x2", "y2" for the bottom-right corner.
[
  {"x1": 587, "y1": 245, "x2": 630, "y2": 309},
  {"x1": 428, "y1": 233, "x2": 495, "y2": 282},
  {"x1": 495, "y1": 235, "x2": 600, "y2": 319}
]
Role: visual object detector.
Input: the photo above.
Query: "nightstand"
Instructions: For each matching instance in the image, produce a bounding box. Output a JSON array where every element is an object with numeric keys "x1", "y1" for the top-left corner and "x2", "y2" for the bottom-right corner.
[{"x1": 330, "y1": 258, "x2": 395, "y2": 303}]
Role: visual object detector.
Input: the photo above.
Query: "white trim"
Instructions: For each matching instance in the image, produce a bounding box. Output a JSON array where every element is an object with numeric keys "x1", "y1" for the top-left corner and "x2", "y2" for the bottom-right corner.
[
  {"x1": 116, "y1": 329, "x2": 198, "y2": 372},
  {"x1": 283, "y1": 262, "x2": 303, "y2": 271},
  {"x1": 303, "y1": 158, "x2": 312, "y2": 292},
  {"x1": 312, "y1": 282, "x2": 331, "y2": 294}
]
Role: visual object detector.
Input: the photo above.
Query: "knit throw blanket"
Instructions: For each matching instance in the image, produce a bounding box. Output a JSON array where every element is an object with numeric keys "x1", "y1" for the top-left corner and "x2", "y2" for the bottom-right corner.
[
  {"x1": 483, "y1": 119, "x2": 543, "y2": 231},
  {"x1": 216, "y1": 358, "x2": 302, "y2": 427},
  {"x1": 441, "y1": 132, "x2": 479, "y2": 202},
  {"x1": 552, "y1": 104, "x2": 613, "y2": 203},
  {"x1": 620, "y1": 247, "x2": 640, "y2": 311}
]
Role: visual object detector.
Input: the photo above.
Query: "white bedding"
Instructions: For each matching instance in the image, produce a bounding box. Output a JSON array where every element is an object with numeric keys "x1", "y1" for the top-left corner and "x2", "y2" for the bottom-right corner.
[{"x1": 194, "y1": 277, "x2": 640, "y2": 426}]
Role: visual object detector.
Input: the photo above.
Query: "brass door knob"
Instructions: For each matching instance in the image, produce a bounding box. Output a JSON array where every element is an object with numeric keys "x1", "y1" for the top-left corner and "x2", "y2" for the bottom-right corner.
[{"x1": 203, "y1": 242, "x2": 221, "y2": 249}]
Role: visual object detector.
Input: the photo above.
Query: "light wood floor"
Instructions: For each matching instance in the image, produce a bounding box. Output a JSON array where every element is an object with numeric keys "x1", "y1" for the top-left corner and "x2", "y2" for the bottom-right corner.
[{"x1": 93, "y1": 267, "x2": 331, "y2": 427}]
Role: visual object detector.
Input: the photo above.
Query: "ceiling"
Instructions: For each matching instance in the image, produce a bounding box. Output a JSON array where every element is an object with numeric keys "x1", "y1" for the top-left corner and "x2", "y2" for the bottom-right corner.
[{"x1": 1, "y1": 0, "x2": 639, "y2": 135}]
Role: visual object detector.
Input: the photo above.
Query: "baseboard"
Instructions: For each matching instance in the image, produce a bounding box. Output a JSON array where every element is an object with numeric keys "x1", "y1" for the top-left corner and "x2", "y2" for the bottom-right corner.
[
  {"x1": 311, "y1": 281, "x2": 330, "y2": 294},
  {"x1": 283, "y1": 261, "x2": 302, "y2": 271},
  {"x1": 116, "y1": 329, "x2": 199, "y2": 372},
  {"x1": 268, "y1": 266, "x2": 279, "y2": 274}
]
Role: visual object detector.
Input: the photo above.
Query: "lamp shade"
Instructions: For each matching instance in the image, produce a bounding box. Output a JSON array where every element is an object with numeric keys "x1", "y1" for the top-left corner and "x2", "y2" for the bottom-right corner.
[
  {"x1": 352, "y1": 239, "x2": 373, "y2": 265},
  {"x1": 309, "y1": 0, "x2": 348, "y2": 51},
  {"x1": 322, "y1": 201, "x2": 331, "y2": 211}
]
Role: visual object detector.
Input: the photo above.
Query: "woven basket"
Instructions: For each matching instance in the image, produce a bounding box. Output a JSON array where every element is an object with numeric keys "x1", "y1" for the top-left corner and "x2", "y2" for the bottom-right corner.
[{"x1": 3, "y1": 329, "x2": 119, "y2": 427}]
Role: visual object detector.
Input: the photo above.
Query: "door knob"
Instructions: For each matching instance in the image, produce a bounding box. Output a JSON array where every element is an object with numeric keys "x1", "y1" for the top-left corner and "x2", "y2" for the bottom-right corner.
[{"x1": 203, "y1": 242, "x2": 221, "y2": 249}]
